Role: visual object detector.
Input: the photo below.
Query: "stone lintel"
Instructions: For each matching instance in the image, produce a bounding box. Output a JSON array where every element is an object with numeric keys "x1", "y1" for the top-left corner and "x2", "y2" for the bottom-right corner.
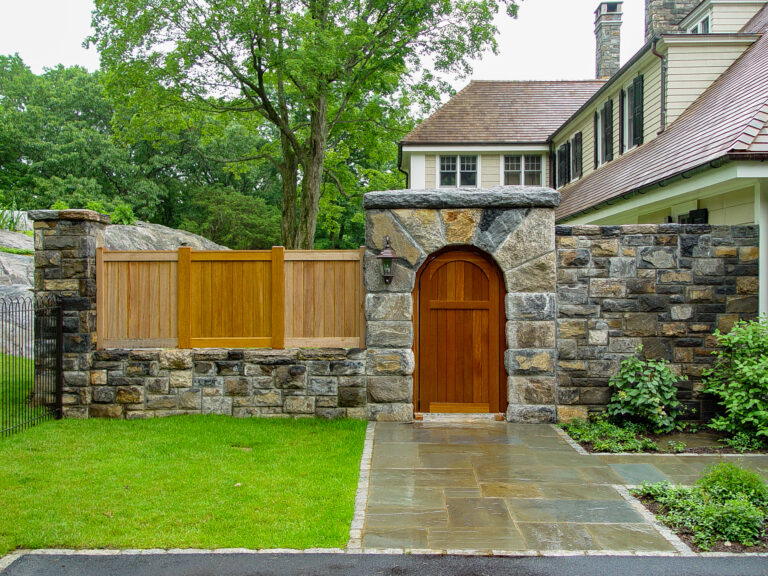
[
  {"x1": 363, "y1": 187, "x2": 561, "y2": 210},
  {"x1": 29, "y1": 209, "x2": 111, "y2": 224}
]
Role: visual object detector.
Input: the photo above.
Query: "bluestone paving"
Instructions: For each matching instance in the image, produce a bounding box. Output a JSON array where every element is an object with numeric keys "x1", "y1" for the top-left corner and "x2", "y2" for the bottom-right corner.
[{"x1": 361, "y1": 422, "x2": 768, "y2": 552}]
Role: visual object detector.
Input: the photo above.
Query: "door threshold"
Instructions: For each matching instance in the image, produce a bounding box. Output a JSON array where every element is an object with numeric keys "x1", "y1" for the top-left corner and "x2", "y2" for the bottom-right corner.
[{"x1": 415, "y1": 413, "x2": 505, "y2": 423}]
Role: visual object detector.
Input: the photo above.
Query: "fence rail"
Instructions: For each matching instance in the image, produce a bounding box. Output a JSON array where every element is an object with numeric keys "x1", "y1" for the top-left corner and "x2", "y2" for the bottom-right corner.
[
  {"x1": 97, "y1": 247, "x2": 366, "y2": 349},
  {"x1": 0, "y1": 295, "x2": 62, "y2": 437}
]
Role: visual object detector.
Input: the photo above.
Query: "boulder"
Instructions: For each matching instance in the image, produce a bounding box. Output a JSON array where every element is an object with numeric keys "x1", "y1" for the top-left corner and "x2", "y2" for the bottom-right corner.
[{"x1": 105, "y1": 221, "x2": 226, "y2": 251}]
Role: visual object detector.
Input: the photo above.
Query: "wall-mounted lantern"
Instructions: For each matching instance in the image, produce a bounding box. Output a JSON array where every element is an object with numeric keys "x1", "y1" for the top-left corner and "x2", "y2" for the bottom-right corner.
[{"x1": 376, "y1": 236, "x2": 397, "y2": 284}]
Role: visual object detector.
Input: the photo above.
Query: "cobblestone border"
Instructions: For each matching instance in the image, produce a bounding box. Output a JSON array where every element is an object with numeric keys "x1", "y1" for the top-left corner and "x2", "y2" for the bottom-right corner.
[
  {"x1": 551, "y1": 424, "x2": 589, "y2": 455},
  {"x1": 347, "y1": 422, "x2": 375, "y2": 550}
]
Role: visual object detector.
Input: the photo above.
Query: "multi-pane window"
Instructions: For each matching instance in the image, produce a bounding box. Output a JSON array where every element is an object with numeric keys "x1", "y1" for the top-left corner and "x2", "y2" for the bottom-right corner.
[
  {"x1": 440, "y1": 155, "x2": 477, "y2": 187},
  {"x1": 689, "y1": 14, "x2": 710, "y2": 33},
  {"x1": 504, "y1": 155, "x2": 542, "y2": 186}
]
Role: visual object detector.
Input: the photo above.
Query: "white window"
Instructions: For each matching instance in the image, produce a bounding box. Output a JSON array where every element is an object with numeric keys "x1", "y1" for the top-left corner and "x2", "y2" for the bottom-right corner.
[
  {"x1": 689, "y1": 13, "x2": 710, "y2": 33},
  {"x1": 503, "y1": 155, "x2": 542, "y2": 186},
  {"x1": 623, "y1": 85, "x2": 636, "y2": 151},
  {"x1": 439, "y1": 155, "x2": 477, "y2": 187}
]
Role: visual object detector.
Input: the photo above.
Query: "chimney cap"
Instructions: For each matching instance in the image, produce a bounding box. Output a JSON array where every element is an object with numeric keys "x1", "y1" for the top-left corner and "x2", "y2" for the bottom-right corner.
[{"x1": 595, "y1": 1, "x2": 623, "y2": 17}]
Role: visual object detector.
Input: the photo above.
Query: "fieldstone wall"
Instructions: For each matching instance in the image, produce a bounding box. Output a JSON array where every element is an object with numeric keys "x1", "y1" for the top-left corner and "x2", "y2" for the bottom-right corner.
[
  {"x1": 363, "y1": 188, "x2": 561, "y2": 423},
  {"x1": 30, "y1": 209, "x2": 109, "y2": 418},
  {"x1": 89, "y1": 348, "x2": 368, "y2": 419},
  {"x1": 555, "y1": 223, "x2": 759, "y2": 422}
]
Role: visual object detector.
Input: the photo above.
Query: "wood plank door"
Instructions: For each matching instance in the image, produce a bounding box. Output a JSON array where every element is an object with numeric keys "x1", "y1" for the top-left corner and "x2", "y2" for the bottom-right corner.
[{"x1": 416, "y1": 249, "x2": 504, "y2": 413}]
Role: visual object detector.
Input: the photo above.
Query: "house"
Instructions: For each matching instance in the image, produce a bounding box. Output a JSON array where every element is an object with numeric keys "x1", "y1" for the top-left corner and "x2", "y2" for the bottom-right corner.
[{"x1": 399, "y1": 0, "x2": 768, "y2": 230}]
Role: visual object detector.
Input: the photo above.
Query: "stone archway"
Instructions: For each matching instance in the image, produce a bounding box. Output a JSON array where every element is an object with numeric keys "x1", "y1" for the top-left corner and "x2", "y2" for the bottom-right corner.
[{"x1": 362, "y1": 187, "x2": 560, "y2": 422}]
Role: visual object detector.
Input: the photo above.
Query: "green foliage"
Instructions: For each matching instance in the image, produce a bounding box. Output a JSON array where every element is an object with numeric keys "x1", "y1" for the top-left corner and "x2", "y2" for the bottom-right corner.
[
  {"x1": 179, "y1": 188, "x2": 281, "y2": 250},
  {"x1": 559, "y1": 416, "x2": 659, "y2": 453},
  {"x1": 721, "y1": 432, "x2": 766, "y2": 453},
  {"x1": 50, "y1": 200, "x2": 69, "y2": 210},
  {"x1": 632, "y1": 463, "x2": 768, "y2": 550},
  {"x1": 0, "y1": 247, "x2": 33, "y2": 256},
  {"x1": 85, "y1": 200, "x2": 107, "y2": 213},
  {"x1": 0, "y1": 202, "x2": 24, "y2": 231},
  {"x1": 110, "y1": 202, "x2": 135, "y2": 225},
  {"x1": 703, "y1": 318, "x2": 768, "y2": 444},
  {"x1": 607, "y1": 346, "x2": 684, "y2": 433},
  {"x1": 668, "y1": 440, "x2": 687, "y2": 454}
]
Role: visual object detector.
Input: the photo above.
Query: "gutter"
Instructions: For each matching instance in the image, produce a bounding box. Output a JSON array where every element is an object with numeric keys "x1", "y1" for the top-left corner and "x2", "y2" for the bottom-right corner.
[
  {"x1": 397, "y1": 142, "x2": 409, "y2": 188},
  {"x1": 556, "y1": 156, "x2": 732, "y2": 223},
  {"x1": 651, "y1": 39, "x2": 667, "y2": 134}
]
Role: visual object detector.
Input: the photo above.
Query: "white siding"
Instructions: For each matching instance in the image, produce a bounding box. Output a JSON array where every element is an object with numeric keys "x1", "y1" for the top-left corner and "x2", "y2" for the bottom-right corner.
[
  {"x1": 711, "y1": 2, "x2": 763, "y2": 32},
  {"x1": 666, "y1": 43, "x2": 750, "y2": 124},
  {"x1": 481, "y1": 154, "x2": 500, "y2": 187},
  {"x1": 425, "y1": 155, "x2": 436, "y2": 188},
  {"x1": 410, "y1": 154, "x2": 426, "y2": 189},
  {"x1": 699, "y1": 188, "x2": 755, "y2": 224}
]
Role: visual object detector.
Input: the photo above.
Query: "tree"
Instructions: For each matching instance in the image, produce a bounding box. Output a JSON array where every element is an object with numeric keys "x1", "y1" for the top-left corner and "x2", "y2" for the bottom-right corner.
[{"x1": 90, "y1": 0, "x2": 520, "y2": 248}]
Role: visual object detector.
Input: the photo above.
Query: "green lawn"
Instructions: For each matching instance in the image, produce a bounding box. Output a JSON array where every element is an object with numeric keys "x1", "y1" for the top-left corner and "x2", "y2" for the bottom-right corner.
[
  {"x1": 0, "y1": 354, "x2": 36, "y2": 431},
  {"x1": 0, "y1": 416, "x2": 367, "y2": 554}
]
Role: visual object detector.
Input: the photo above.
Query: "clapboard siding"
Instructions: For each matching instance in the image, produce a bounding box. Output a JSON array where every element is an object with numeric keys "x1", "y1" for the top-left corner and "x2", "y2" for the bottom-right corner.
[
  {"x1": 666, "y1": 43, "x2": 750, "y2": 123},
  {"x1": 712, "y1": 3, "x2": 763, "y2": 32}
]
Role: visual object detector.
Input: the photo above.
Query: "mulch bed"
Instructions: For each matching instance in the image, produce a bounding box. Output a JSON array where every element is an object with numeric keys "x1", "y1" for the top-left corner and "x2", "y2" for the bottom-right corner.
[
  {"x1": 574, "y1": 431, "x2": 768, "y2": 455},
  {"x1": 639, "y1": 498, "x2": 768, "y2": 553}
]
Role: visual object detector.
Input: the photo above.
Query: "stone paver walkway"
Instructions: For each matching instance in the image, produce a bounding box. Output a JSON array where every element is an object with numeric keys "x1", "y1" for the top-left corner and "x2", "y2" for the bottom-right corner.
[{"x1": 361, "y1": 422, "x2": 768, "y2": 553}]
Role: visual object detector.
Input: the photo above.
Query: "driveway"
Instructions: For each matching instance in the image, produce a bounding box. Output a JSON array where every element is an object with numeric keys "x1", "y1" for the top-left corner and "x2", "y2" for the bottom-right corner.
[{"x1": 361, "y1": 421, "x2": 768, "y2": 553}]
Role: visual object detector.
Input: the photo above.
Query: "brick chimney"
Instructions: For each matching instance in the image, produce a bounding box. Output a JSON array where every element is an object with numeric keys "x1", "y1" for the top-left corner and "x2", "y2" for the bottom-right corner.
[
  {"x1": 595, "y1": 2, "x2": 623, "y2": 79},
  {"x1": 645, "y1": 0, "x2": 701, "y2": 40}
]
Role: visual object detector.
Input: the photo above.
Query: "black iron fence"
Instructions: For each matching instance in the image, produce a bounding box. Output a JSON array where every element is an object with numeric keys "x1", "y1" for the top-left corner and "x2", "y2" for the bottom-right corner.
[{"x1": 0, "y1": 295, "x2": 63, "y2": 437}]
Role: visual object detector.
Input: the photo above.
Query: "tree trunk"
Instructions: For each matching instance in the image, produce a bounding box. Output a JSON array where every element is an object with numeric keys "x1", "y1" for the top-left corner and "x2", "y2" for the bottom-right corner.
[
  {"x1": 295, "y1": 95, "x2": 328, "y2": 249},
  {"x1": 279, "y1": 138, "x2": 300, "y2": 249}
]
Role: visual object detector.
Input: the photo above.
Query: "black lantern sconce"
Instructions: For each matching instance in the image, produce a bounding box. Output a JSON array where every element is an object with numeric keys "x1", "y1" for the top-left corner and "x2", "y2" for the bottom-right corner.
[{"x1": 376, "y1": 236, "x2": 398, "y2": 284}]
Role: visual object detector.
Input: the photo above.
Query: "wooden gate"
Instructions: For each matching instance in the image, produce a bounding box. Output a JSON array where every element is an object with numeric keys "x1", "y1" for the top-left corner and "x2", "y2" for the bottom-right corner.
[{"x1": 414, "y1": 249, "x2": 505, "y2": 414}]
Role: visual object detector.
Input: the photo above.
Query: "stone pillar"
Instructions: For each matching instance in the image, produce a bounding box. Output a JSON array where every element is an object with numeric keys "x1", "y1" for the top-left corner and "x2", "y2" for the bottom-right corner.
[
  {"x1": 363, "y1": 187, "x2": 560, "y2": 423},
  {"x1": 595, "y1": 2, "x2": 622, "y2": 80},
  {"x1": 30, "y1": 209, "x2": 110, "y2": 418}
]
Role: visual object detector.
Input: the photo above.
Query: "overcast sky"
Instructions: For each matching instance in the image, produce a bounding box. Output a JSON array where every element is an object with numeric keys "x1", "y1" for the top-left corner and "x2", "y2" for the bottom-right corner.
[{"x1": 0, "y1": 0, "x2": 646, "y2": 85}]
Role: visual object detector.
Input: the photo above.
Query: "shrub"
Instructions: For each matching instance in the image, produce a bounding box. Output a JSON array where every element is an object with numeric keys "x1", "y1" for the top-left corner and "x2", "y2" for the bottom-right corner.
[
  {"x1": 606, "y1": 346, "x2": 684, "y2": 433},
  {"x1": 50, "y1": 200, "x2": 69, "y2": 210},
  {"x1": 85, "y1": 200, "x2": 107, "y2": 213},
  {"x1": 110, "y1": 202, "x2": 136, "y2": 225},
  {"x1": 559, "y1": 416, "x2": 658, "y2": 453},
  {"x1": 703, "y1": 318, "x2": 768, "y2": 444},
  {"x1": 633, "y1": 463, "x2": 768, "y2": 550}
]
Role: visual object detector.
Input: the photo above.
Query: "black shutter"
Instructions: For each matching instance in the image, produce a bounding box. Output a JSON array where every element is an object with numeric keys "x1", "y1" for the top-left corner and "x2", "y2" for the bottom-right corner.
[
  {"x1": 603, "y1": 100, "x2": 614, "y2": 162},
  {"x1": 593, "y1": 112, "x2": 599, "y2": 168},
  {"x1": 619, "y1": 88, "x2": 625, "y2": 155},
  {"x1": 565, "y1": 141, "x2": 571, "y2": 182},
  {"x1": 557, "y1": 146, "x2": 565, "y2": 187},
  {"x1": 633, "y1": 75, "x2": 644, "y2": 146},
  {"x1": 550, "y1": 151, "x2": 557, "y2": 188},
  {"x1": 574, "y1": 132, "x2": 583, "y2": 178}
]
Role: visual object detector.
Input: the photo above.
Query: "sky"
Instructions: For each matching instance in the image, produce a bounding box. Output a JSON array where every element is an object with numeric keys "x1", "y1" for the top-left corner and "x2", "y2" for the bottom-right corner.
[{"x1": 0, "y1": 0, "x2": 647, "y2": 86}]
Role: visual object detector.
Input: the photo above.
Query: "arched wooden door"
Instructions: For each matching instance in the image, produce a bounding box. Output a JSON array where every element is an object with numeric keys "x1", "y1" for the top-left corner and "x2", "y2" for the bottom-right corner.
[{"x1": 415, "y1": 249, "x2": 506, "y2": 414}]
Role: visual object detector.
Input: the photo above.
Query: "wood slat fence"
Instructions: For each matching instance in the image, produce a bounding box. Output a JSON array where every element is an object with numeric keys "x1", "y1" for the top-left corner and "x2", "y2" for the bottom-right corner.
[{"x1": 96, "y1": 247, "x2": 366, "y2": 349}]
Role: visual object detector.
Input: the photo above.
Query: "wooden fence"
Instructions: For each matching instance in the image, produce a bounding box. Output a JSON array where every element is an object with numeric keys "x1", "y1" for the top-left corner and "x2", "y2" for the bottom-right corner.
[{"x1": 96, "y1": 247, "x2": 366, "y2": 349}]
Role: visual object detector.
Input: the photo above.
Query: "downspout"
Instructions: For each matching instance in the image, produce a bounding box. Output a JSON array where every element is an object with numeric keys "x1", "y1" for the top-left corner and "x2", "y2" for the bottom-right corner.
[
  {"x1": 397, "y1": 142, "x2": 409, "y2": 189},
  {"x1": 651, "y1": 38, "x2": 667, "y2": 134}
]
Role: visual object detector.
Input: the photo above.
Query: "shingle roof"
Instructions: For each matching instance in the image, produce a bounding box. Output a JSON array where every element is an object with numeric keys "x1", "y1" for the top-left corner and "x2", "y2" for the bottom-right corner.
[
  {"x1": 557, "y1": 32, "x2": 768, "y2": 222},
  {"x1": 402, "y1": 81, "x2": 605, "y2": 145},
  {"x1": 742, "y1": 3, "x2": 768, "y2": 32}
]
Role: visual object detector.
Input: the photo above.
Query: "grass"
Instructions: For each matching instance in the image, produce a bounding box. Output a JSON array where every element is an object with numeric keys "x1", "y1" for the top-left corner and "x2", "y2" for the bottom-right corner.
[
  {"x1": 0, "y1": 354, "x2": 36, "y2": 430},
  {"x1": 0, "y1": 416, "x2": 367, "y2": 555},
  {"x1": 0, "y1": 246, "x2": 33, "y2": 256}
]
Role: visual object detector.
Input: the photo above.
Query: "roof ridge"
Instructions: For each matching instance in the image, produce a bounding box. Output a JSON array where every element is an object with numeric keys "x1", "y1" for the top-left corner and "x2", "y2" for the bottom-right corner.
[{"x1": 730, "y1": 95, "x2": 768, "y2": 151}]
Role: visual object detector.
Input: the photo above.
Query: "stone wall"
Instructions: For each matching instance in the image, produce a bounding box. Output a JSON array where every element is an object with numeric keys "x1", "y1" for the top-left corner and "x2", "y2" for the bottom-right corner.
[
  {"x1": 555, "y1": 223, "x2": 759, "y2": 421},
  {"x1": 89, "y1": 348, "x2": 369, "y2": 419}
]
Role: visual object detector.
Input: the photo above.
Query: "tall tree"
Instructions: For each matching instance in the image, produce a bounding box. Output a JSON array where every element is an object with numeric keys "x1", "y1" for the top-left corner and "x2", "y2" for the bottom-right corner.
[{"x1": 90, "y1": 0, "x2": 520, "y2": 248}]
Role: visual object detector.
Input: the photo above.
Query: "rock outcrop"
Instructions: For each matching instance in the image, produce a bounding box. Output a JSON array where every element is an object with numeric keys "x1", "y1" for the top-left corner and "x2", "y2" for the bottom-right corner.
[{"x1": 105, "y1": 221, "x2": 226, "y2": 251}]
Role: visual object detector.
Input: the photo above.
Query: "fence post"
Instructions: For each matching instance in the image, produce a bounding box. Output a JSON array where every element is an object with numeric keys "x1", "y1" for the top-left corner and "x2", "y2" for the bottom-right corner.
[
  {"x1": 178, "y1": 247, "x2": 192, "y2": 349},
  {"x1": 271, "y1": 246, "x2": 285, "y2": 349}
]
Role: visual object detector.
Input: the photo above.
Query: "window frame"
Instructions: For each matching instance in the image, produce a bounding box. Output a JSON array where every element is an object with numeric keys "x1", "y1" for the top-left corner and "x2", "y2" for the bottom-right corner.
[
  {"x1": 502, "y1": 154, "x2": 543, "y2": 187},
  {"x1": 688, "y1": 12, "x2": 711, "y2": 34},
  {"x1": 622, "y1": 83, "x2": 637, "y2": 153},
  {"x1": 437, "y1": 154, "x2": 480, "y2": 188}
]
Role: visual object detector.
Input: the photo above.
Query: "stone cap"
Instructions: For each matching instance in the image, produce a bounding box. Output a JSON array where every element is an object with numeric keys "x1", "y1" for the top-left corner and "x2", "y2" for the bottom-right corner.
[
  {"x1": 28, "y1": 209, "x2": 111, "y2": 225},
  {"x1": 363, "y1": 187, "x2": 560, "y2": 209}
]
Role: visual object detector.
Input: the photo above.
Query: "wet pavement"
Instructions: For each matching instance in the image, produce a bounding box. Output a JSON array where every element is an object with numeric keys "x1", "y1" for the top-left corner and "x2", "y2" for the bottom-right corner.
[{"x1": 361, "y1": 422, "x2": 768, "y2": 552}]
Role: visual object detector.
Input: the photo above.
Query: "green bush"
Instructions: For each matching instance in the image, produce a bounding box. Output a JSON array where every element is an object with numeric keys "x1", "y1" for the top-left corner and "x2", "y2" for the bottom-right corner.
[
  {"x1": 703, "y1": 318, "x2": 768, "y2": 444},
  {"x1": 560, "y1": 416, "x2": 658, "y2": 453},
  {"x1": 85, "y1": 200, "x2": 107, "y2": 213},
  {"x1": 50, "y1": 200, "x2": 69, "y2": 210},
  {"x1": 633, "y1": 462, "x2": 768, "y2": 550},
  {"x1": 110, "y1": 202, "x2": 136, "y2": 225},
  {"x1": 606, "y1": 346, "x2": 685, "y2": 433}
]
